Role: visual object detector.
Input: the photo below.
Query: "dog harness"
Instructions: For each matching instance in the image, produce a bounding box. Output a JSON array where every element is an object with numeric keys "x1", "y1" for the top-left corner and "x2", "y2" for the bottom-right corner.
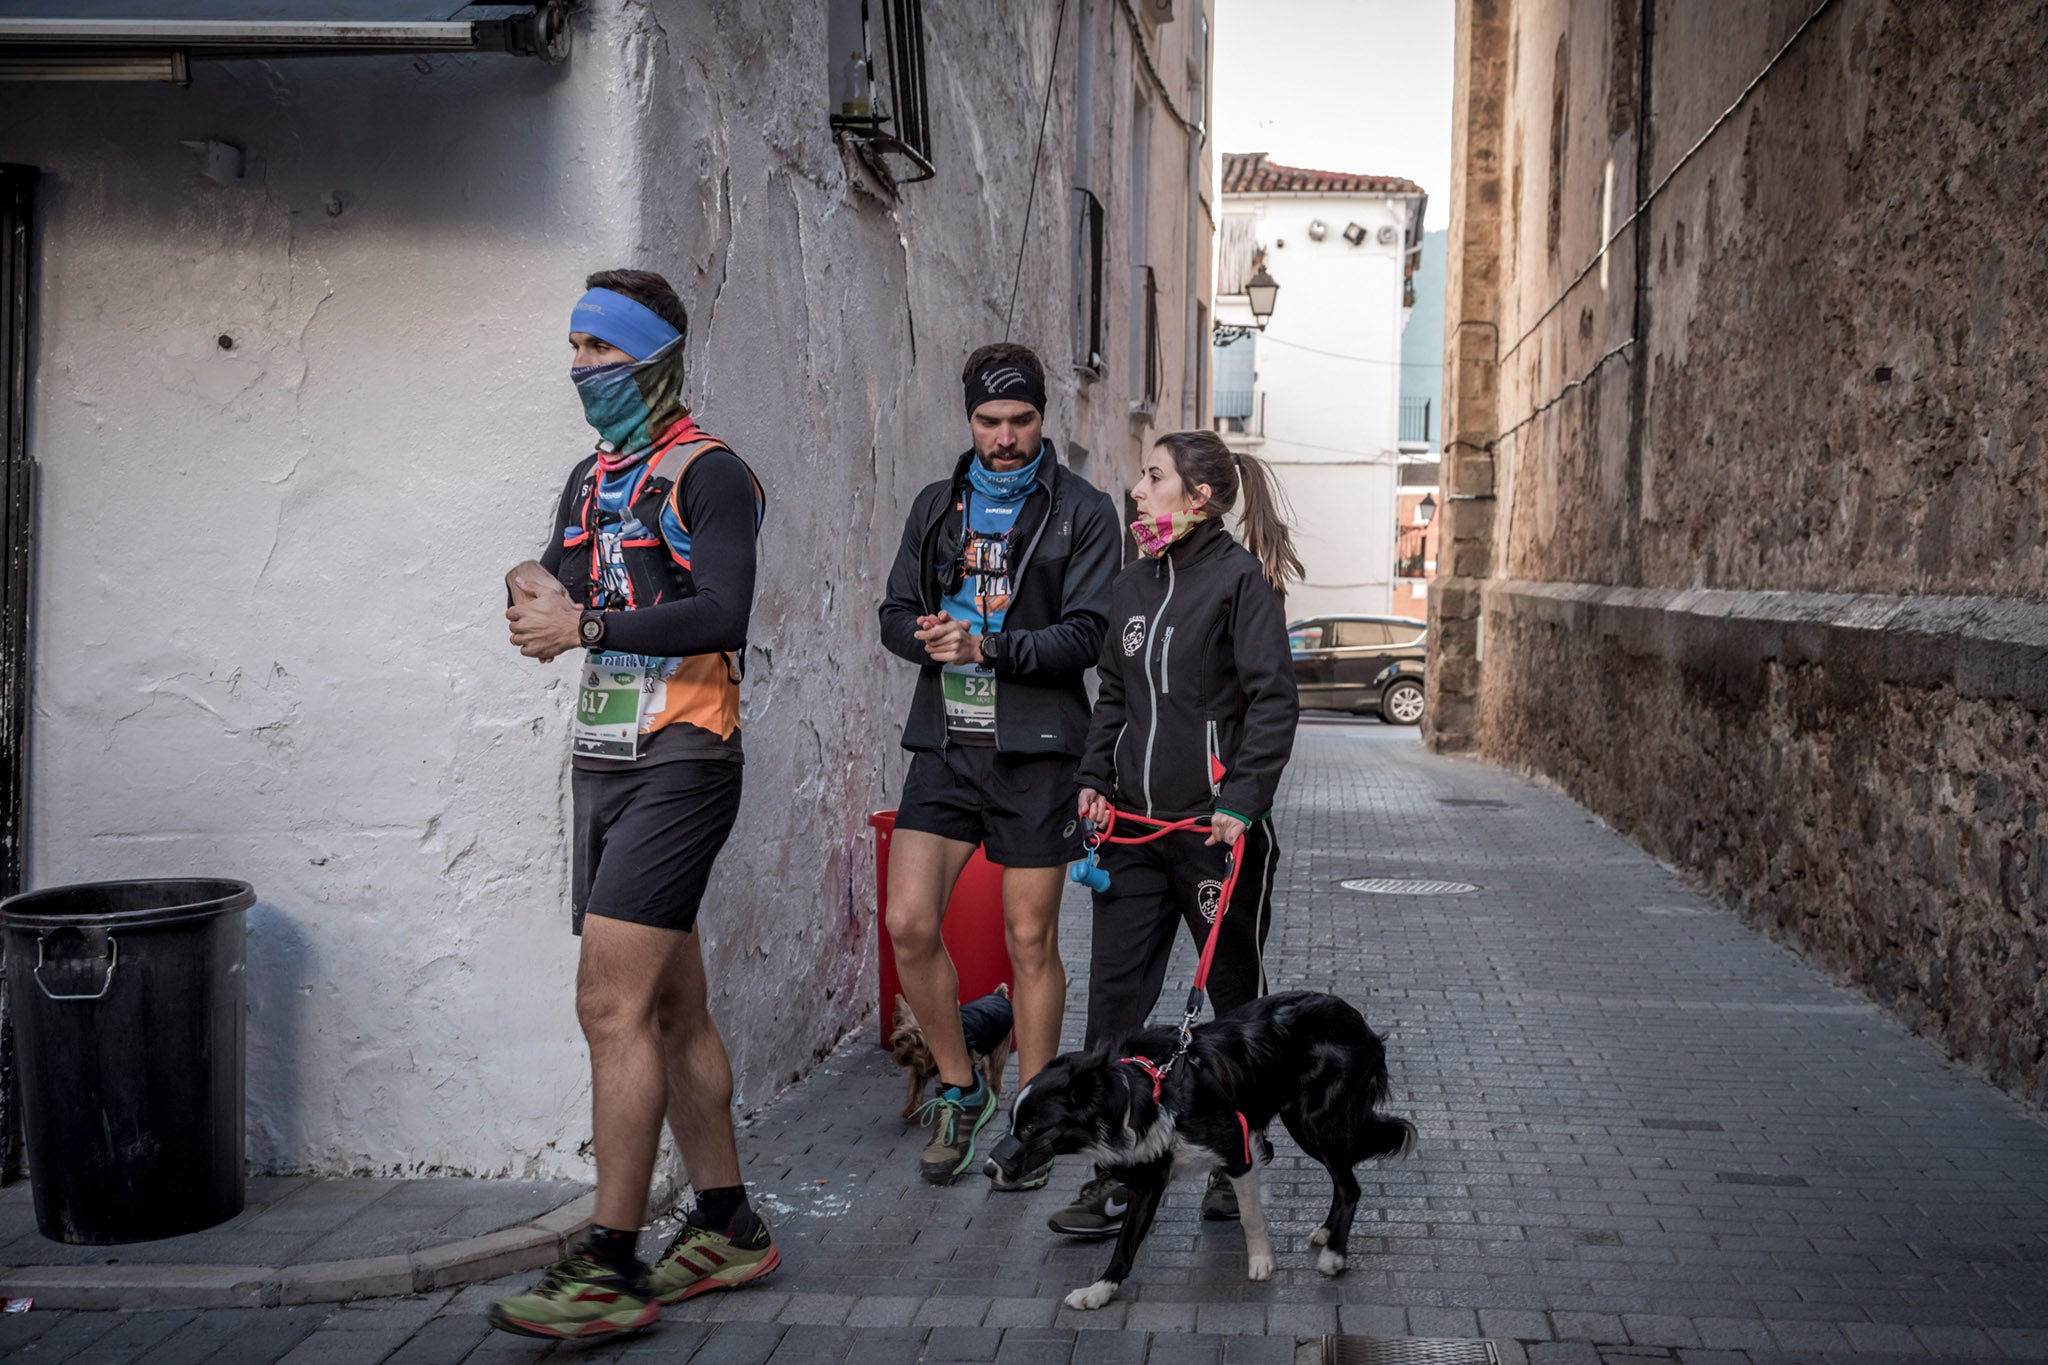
[
  {"x1": 1115, "y1": 1053, "x2": 1253, "y2": 1167},
  {"x1": 1097, "y1": 805, "x2": 1254, "y2": 1168}
]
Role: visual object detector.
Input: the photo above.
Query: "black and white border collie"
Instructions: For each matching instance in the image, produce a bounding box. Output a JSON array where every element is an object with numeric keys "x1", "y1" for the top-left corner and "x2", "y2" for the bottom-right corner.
[{"x1": 989, "y1": 991, "x2": 1415, "y2": 1310}]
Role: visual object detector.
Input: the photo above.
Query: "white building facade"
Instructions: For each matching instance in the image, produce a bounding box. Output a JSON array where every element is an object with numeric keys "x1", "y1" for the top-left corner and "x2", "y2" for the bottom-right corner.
[
  {"x1": 1212, "y1": 154, "x2": 1425, "y2": 621},
  {"x1": 0, "y1": 0, "x2": 1211, "y2": 1178}
]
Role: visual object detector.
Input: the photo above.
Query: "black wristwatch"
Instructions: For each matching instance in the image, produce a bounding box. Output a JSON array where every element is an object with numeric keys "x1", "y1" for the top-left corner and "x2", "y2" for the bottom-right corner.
[
  {"x1": 579, "y1": 610, "x2": 607, "y2": 649},
  {"x1": 978, "y1": 632, "x2": 1002, "y2": 671}
]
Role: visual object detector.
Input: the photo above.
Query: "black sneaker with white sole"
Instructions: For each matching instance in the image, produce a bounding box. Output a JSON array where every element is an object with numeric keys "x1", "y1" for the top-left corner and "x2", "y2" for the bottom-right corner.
[{"x1": 1046, "y1": 1171, "x2": 1130, "y2": 1237}]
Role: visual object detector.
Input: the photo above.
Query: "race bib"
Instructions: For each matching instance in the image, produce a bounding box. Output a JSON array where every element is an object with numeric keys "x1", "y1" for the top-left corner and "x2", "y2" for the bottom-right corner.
[
  {"x1": 573, "y1": 657, "x2": 653, "y2": 761},
  {"x1": 942, "y1": 664, "x2": 997, "y2": 737}
]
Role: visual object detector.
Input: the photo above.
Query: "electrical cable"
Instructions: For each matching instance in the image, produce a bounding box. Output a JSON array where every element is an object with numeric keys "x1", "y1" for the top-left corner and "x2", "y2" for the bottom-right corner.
[
  {"x1": 1114, "y1": 0, "x2": 1199, "y2": 135},
  {"x1": 1498, "y1": 0, "x2": 1841, "y2": 364},
  {"x1": 1004, "y1": 0, "x2": 1070, "y2": 342},
  {"x1": 1258, "y1": 333, "x2": 1443, "y2": 368}
]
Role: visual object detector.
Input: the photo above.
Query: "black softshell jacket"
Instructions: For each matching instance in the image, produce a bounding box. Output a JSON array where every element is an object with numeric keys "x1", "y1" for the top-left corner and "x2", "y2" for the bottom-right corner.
[
  {"x1": 879, "y1": 446, "x2": 1120, "y2": 755},
  {"x1": 1076, "y1": 518, "x2": 1299, "y2": 821}
]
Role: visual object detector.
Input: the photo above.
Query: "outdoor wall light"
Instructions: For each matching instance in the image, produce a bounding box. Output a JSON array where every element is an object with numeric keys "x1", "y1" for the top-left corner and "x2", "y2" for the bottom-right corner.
[
  {"x1": 1213, "y1": 265, "x2": 1280, "y2": 345},
  {"x1": 1342, "y1": 222, "x2": 1367, "y2": 246},
  {"x1": 1244, "y1": 266, "x2": 1279, "y2": 329},
  {"x1": 1417, "y1": 492, "x2": 1437, "y2": 526}
]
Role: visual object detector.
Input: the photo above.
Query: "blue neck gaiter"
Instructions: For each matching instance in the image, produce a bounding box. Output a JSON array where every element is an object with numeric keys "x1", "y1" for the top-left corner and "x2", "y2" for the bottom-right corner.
[
  {"x1": 966, "y1": 443, "x2": 1046, "y2": 502},
  {"x1": 571, "y1": 335, "x2": 687, "y2": 459}
]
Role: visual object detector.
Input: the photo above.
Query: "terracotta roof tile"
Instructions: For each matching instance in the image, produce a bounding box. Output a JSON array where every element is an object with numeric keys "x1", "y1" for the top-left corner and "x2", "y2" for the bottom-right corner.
[{"x1": 1221, "y1": 152, "x2": 1420, "y2": 196}]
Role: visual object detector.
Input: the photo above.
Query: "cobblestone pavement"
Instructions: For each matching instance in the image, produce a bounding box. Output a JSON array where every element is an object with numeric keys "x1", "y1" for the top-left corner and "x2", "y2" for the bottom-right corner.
[{"x1": 7, "y1": 721, "x2": 2047, "y2": 1363}]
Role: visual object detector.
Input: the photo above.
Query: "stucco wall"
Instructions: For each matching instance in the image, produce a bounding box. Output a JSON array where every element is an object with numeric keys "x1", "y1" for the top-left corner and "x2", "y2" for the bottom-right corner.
[
  {"x1": 0, "y1": 0, "x2": 1195, "y2": 1175},
  {"x1": 1439, "y1": 0, "x2": 2048, "y2": 1104}
]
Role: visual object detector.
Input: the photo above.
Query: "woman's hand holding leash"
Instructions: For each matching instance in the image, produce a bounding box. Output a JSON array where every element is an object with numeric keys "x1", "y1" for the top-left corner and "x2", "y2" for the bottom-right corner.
[
  {"x1": 1206, "y1": 811, "x2": 1246, "y2": 848},
  {"x1": 1077, "y1": 787, "x2": 1113, "y2": 827}
]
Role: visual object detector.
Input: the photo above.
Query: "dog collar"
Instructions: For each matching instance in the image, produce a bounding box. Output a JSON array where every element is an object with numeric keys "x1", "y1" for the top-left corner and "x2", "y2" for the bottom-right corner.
[{"x1": 1118, "y1": 1055, "x2": 1168, "y2": 1102}]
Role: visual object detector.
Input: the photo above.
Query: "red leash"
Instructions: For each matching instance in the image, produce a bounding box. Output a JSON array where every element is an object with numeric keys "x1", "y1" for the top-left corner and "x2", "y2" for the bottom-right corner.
[
  {"x1": 1085, "y1": 807, "x2": 1246, "y2": 996},
  {"x1": 1094, "y1": 807, "x2": 1255, "y2": 1165}
]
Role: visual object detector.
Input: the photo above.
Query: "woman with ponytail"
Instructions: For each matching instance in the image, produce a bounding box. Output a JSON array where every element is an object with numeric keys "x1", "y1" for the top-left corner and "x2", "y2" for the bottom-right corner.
[{"x1": 1044, "y1": 431, "x2": 1302, "y2": 1236}]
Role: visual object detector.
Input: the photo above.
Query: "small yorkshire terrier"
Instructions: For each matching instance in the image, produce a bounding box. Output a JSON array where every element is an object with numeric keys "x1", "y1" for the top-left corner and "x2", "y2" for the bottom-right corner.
[{"x1": 890, "y1": 984, "x2": 1015, "y2": 1119}]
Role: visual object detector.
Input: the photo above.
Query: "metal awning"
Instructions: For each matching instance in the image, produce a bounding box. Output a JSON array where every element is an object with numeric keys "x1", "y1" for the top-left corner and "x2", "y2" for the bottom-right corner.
[{"x1": 0, "y1": 3, "x2": 571, "y2": 80}]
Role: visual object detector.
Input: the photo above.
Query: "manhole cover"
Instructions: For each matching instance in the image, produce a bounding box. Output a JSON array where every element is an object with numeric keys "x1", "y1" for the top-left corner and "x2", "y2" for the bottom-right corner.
[
  {"x1": 1323, "y1": 1339, "x2": 1500, "y2": 1365},
  {"x1": 1341, "y1": 877, "x2": 1478, "y2": 895}
]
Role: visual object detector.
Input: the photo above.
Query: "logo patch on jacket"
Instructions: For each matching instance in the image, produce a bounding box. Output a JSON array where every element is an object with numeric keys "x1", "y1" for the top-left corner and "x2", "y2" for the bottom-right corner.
[
  {"x1": 1197, "y1": 879, "x2": 1225, "y2": 923},
  {"x1": 1121, "y1": 615, "x2": 1146, "y2": 657}
]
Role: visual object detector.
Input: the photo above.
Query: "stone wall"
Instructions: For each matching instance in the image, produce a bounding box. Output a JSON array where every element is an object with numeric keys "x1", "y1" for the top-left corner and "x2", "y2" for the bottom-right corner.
[
  {"x1": 1437, "y1": 0, "x2": 2048, "y2": 1104},
  {"x1": 5, "y1": 0, "x2": 1210, "y2": 1174}
]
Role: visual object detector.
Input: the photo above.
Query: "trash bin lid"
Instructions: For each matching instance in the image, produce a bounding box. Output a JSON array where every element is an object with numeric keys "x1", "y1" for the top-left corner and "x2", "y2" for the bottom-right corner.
[{"x1": 0, "y1": 878, "x2": 256, "y2": 931}]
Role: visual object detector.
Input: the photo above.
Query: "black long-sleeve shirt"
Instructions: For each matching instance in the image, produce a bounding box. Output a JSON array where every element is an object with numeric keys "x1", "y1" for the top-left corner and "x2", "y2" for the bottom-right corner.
[{"x1": 541, "y1": 446, "x2": 759, "y2": 768}]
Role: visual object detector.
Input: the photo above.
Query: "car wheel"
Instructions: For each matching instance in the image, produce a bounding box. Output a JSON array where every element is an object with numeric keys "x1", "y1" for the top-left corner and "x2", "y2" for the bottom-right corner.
[{"x1": 1381, "y1": 679, "x2": 1425, "y2": 726}]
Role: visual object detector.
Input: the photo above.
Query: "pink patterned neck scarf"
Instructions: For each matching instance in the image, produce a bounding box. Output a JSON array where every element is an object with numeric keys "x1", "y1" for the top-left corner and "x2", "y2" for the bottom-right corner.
[{"x1": 1131, "y1": 510, "x2": 1207, "y2": 558}]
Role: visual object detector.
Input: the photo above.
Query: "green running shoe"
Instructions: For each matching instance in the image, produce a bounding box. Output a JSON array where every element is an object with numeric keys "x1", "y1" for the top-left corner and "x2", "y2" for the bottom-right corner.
[
  {"x1": 649, "y1": 1211, "x2": 780, "y2": 1304},
  {"x1": 914, "y1": 1082, "x2": 997, "y2": 1185},
  {"x1": 486, "y1": 1244, "x2": 658, "y2": 1340}
]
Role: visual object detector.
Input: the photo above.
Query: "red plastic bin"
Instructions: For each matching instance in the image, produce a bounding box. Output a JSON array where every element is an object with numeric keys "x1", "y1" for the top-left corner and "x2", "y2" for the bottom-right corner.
[{"x1": 868, "y1": 810, "x2": 1015, "y2": 1048}]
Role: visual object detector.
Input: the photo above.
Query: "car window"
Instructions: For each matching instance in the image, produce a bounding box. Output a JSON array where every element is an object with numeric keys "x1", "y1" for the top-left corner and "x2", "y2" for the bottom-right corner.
[
  {"x1": 1288, "y1": 624, "x2": 1327, "y2": 656},
  {"x1": 1388, "y1": 623, "x2": 1427, "y2": 647},
  {"x1": 1333, "y1": 621, "x2": 1390, "y2": 648}
]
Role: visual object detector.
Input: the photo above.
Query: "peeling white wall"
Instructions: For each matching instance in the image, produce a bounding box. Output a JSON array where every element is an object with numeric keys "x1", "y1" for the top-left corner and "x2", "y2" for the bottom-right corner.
[{"x1": 0, "y1": 0, "x2": 1205, "y2": 1177}]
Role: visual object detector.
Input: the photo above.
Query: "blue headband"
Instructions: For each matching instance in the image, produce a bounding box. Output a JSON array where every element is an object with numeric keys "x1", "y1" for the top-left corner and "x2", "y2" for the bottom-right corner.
[{"x1": 570, "y1": 287, "x2": 682, "y2": 362}]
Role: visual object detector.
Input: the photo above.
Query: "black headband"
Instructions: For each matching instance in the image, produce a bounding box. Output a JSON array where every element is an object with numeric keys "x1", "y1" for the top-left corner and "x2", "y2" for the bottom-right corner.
[{"x1": 964, "y1": 361, "x2": 1046, "y2": 418}]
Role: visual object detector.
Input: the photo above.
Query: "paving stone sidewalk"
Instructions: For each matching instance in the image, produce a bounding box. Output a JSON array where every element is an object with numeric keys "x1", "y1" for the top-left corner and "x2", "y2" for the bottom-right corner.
[{"x1": 5, "y1": 721, "x2": 2046, "y2": 1363}]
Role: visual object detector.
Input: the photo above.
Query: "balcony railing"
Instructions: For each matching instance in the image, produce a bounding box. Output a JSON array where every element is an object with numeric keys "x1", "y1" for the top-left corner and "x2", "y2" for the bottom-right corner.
[
  {"x1": 1214, "y1": 391, "x2": 1265, "y2": 437},
  {"x1": 1399, "y1": 396, "x2": 1432, "y2": 445}
]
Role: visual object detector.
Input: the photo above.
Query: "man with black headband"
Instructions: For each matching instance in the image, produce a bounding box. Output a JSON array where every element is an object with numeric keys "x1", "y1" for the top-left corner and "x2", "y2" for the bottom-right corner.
[
  {"x1": 878, "y1": 342, "x2": 1119, "y2": 1189},
  {"x1": 491, "y1": 269, "x2": 775, "y2": 1341}
]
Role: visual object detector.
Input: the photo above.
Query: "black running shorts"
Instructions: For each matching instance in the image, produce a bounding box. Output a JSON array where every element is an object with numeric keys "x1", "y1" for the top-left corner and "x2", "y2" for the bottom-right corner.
[
  {"x1": 894, "y1": 745, "x2": 1084, "y2": 869},
  {"x1": 571, "y1": 756, "x2": 743, "y2": 934}
]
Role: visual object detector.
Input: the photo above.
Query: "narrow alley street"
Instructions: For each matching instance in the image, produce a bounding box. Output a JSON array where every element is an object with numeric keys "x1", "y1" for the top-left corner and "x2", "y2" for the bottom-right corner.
[{"x1": 9, "y1": 722, "x2": 2047, "y2": 1363}]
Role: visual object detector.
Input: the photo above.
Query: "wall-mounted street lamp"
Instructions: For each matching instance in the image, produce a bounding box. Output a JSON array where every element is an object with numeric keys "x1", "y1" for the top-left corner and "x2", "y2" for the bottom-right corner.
[
  {"x1": 1417, "y1": 492, "x2": 1437, "y2": 526},
  {"x1": 1213, "y1": 264, "x2": 1280, "y2": 345}
]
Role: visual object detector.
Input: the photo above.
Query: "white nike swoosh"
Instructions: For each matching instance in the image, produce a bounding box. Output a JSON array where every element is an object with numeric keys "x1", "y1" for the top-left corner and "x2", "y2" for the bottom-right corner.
[{"x1": 1104, "y1": 1197, "x2": 1129, "y2": 1216}]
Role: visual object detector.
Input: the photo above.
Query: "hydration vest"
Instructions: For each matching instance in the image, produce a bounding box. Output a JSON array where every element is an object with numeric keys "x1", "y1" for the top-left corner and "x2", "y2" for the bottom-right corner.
[{"x1": 552, "y1": 426, "x2": 765, "y2": 741}]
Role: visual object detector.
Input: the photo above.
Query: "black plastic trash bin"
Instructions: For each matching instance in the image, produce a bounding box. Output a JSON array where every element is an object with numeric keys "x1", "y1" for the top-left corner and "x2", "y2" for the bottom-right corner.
[{"x1": 0, "y1": 877, "x2": 253, "y2": 1244}]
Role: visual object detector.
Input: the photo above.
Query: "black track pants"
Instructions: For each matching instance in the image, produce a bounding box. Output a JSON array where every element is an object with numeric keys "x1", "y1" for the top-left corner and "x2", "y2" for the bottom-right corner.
[{"x1": 1082, "y1": 820, "x2": 1280, "y2": 1051}]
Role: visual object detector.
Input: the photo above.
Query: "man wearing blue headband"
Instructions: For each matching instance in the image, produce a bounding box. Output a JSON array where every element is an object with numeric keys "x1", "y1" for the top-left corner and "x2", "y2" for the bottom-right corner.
[
  {"x1": 494, "y1": 269, "x2": 773, "y2": 1341},
  {"x1": 877, "y1": 342, "x2": 1120, "y2": 1193}
]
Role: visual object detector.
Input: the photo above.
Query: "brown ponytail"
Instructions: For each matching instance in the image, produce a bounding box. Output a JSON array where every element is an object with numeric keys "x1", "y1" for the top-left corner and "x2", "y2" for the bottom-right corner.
[{"x1": 1152, "y1": 430, "x2": 1303, "y2": 592}]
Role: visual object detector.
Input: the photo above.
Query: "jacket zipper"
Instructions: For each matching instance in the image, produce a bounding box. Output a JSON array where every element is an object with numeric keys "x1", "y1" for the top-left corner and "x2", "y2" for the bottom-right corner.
[
  {"x1": 1206, "y1": 720, "x2": 1221, "y2": 798},
  {"x1": 1160, "y1": 626, "x2": 1174, "y2": 694},
  {"x1": 1140, "y1": 555, "x2": 1176, "y2": 815}
]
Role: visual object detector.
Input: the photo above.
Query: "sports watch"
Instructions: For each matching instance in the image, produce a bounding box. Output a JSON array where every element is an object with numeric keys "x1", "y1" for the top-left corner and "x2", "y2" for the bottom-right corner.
[
  {"x1": 977, "y1": 632, "x2": 1002, "y2": 671},
  {"x1": 578, "y1": 610, "x2": 607, "y2": 649}
]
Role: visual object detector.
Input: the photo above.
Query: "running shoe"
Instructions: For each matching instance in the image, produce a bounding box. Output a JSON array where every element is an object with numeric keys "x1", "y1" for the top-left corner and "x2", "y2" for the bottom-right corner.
[
  {"x1": 1200, "y1": 1167, "x2": 1240, "y2": 1221},
  {"x1": 486, "y1": 1244, "x2": 658, "y2": 1340},
  {"x1": 986, "y1": 1146, "x2": 1054, "y2": 1191},
  {"x1": 649, "y1": 1209, "x2": 780, "y2": 1303},
  {"x1": 914, "y1": 1082, "x2": 997, "y2": 1184},
  {"x1": 1046, "y1": 1171, "x2": 1130, "y2": 1237}
]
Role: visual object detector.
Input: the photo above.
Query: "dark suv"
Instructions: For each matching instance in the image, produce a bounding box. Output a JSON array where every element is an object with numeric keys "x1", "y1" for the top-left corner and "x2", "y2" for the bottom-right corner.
[{"x1": 1286, "y1": 615, "x2": 1428, "y2": 724}]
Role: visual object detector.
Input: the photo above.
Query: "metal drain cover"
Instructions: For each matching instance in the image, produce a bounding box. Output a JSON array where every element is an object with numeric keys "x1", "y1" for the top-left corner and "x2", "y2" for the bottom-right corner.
[
  {"x1": 1323, "y1": 1338, "x2": 1500, "y2": 1365},
  {"x1": 1342, "y1": 877, "x2": 1478, "y2": 895}
]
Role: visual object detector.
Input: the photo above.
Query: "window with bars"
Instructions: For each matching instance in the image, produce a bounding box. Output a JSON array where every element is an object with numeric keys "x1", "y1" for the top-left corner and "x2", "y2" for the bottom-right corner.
[
  {"x1": 1071, "y1": 188, "x2": 1106, "y2": 376},
  {"x1": 1212, "y1": 330, "x2": 1254, "y2": 421},
  {"x1": 1132, "y1": 264, "x2": 1160, "y2": 410},
  {"x1": 827, "y1": 0, "x2": 934, "y2": 185}
]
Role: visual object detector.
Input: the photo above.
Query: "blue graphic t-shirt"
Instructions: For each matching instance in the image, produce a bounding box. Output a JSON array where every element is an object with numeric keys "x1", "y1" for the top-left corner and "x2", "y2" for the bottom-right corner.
[{"x1": 939, "y1": 446, "x2": 1043, "y2": 739}]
